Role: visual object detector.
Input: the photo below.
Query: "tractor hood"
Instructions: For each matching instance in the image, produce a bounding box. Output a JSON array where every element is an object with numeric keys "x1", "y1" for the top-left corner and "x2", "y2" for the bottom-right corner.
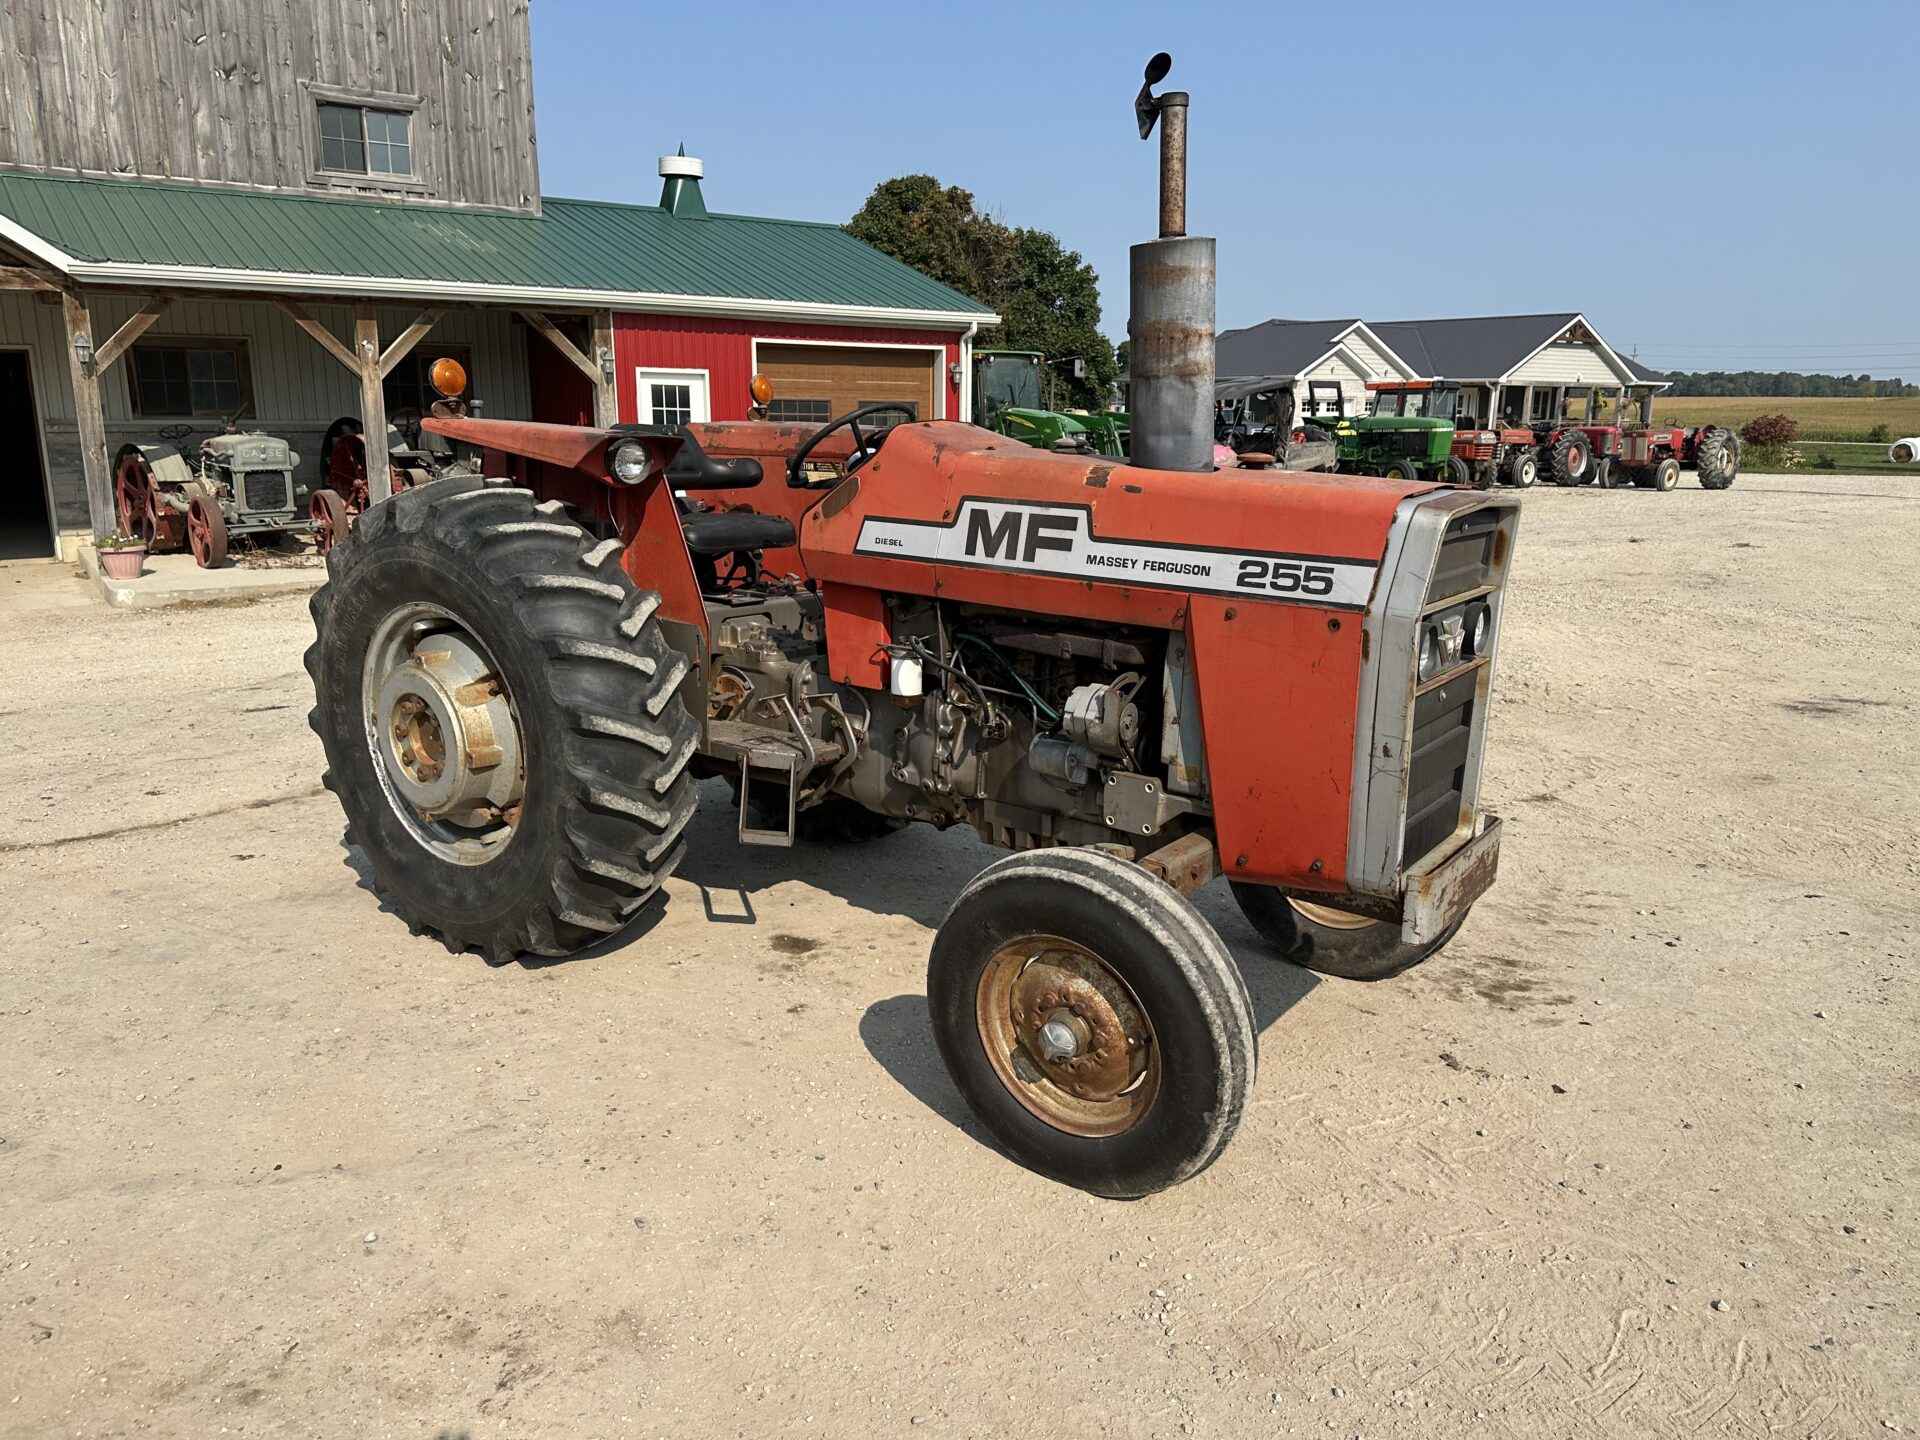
[
  {"x1": 201, "y1": 432, "x2": 296, "y2": 471},
  {"x1": 800, "y1": 421, "x2": 1437, "y2": 622}
]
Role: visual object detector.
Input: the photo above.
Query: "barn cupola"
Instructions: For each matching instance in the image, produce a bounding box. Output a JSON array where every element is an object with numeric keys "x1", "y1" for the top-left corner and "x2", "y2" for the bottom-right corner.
[{"x1": 658, "y1": 145, "x2": 707, "y2": 218}]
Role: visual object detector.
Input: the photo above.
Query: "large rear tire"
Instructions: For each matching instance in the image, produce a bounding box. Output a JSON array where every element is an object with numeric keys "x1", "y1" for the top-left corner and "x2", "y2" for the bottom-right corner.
[
  {"x1": 1547, "y1": 429, "x2": 1591, "y2": 485},
  {"x1": 1385, "y1": 459, "x2": 1420, "y2": 482},
  {"x1": 305, "y1": 477, "x2": 698, "y2": 963},
  {"x1": 1695, "y1": 427, "x2": 1739, "y2": 489},
  {"x1": 1230, "y1": 883, "x2": 1465, "y2": 981},
  {"x1": 928, "y1": 848, "x2": 1256, "y2": 1198}
]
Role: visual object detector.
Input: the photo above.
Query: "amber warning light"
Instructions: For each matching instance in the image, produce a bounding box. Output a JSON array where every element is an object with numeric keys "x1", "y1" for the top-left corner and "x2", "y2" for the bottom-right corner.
[{"x1": 429, "y1": 356, "x2": 469, "y2": 399}]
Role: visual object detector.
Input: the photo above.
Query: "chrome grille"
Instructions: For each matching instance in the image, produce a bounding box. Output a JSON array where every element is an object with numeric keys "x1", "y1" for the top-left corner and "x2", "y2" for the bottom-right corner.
[{"x1": 1402, "y1": 507, "x2": 1507, "y2": 868}]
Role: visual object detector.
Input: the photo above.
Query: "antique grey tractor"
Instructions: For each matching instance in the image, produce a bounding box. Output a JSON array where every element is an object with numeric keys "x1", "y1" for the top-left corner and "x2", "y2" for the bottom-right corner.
[{"x1": 114, "y1": 424, "x2": 312, "y2": 567}]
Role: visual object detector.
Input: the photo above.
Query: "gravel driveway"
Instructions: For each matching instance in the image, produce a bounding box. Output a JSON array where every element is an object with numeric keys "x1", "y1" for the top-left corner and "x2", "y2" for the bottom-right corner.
[{"x1": 2, "y1": 472, "x2": 1913, "y2": 1438}]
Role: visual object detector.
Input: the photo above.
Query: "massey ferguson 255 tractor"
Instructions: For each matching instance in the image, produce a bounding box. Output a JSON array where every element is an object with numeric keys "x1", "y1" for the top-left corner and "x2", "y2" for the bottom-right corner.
[{"x1": 307, "y1": 56, "x2": 1518, "y2": 1197}]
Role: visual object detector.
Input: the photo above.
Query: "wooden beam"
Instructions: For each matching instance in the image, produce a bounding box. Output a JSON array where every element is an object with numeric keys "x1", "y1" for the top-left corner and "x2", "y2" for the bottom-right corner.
[
  {"x1": 62, "y1": 291, "x2": 115, "y2": 539},
  {"x1": 355, "y1": 306, "x2": 391, "y2": 505},
  {"x1": 378, "y1": 307, "x2": 444, "y2": 379},
  {"x1": 0, "y1": 265, "x2": 61, "y2": 292},
  {"x1": 590, "y1": 308, "x2": 618, "y2": 427},
  {"x1": 517, "y1": 308, "x2": 598, "y2": 382},
  {"x1": 91, "y1": 296, "x2": 172, "y2": 374},
  {"x1": 274, "y1": 298, "x2": 361, "y2": 374}
]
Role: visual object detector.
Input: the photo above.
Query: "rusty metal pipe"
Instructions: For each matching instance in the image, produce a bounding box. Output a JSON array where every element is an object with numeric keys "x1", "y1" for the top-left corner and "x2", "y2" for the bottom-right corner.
[{"x1": 1156, "y1": 92, "x2": 1188, "y2": 238}]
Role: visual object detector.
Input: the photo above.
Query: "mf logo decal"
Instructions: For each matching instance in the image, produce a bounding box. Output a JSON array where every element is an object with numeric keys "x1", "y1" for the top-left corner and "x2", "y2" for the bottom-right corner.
[{"x1": 855, "y1": 499, "x2": 1378, "y2": 609}]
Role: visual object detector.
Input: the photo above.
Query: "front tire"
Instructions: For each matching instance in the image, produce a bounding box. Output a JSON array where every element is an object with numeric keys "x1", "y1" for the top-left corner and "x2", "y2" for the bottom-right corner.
[
  {"x1": 928, "y1": 848, "x2": 1256, "y2": 1198},
  {"x1": 1506, "y1": 450, "x2": 1539, "y2": 488},
  {"x1": 305, "y1": 477, "x2": 698, "y2": 963},
  {"x1": 1230, "y1": 883, "x2": 1465, "y2": 981},
  {"x1": 1443, "y1": 455, "x2": 1472, "y2": 487},
  {"x1": 1385, "y1": 458, "x2": 1420, "y2": 482}
]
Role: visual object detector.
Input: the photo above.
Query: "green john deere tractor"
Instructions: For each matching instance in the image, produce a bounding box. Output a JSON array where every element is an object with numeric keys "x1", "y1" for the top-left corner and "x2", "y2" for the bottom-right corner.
[
  {"x1": 1321, "y1": 382, "x2": 1469, "y2": 484},
  {"x1": 972, "y1": 349, "x2": 1129, "y2": 459}
]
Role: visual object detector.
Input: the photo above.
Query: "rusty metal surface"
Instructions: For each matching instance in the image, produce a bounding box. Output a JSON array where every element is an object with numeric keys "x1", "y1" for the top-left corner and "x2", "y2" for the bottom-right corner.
[
  {"x1": 422, "y1": 415, "x2": 615, "y2": 474},
  {"x1": 1402, "y1": 817, "x2": 1502, "y2": 945},
  {"x1": 975, "y1": 936, "x2": 1159, "y2": 1137},
  {"x1": 1136, "y1": 832, "x2": 1217, "y2": 895},
  {"x1": 1156, "y1": 93, "x2": 1188, "y2": 238}
]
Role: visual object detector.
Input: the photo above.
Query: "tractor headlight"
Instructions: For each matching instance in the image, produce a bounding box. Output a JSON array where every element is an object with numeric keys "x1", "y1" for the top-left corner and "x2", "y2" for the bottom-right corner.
[
  {"x1": 609, "y1": 440, "x2": 652, "y2": 484},
  {"x1": 1418, "y1": 625, "x2": 1441, "y2": 681},
  {"x1": 1466, "y1": 603, "x2": 1491, "y2": 657}
]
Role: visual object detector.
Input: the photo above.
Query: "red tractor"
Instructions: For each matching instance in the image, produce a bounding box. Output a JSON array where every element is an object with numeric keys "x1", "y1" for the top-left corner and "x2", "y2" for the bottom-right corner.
[
  {"x1": 305, "y1": 56, "x2": 1520, "y2": 1197},
  {"x1": 1504, "y1": 387, "x2": 1740, "y2": 491},
  {"x1": 1609, "y1": 389, "x2": 1741, "y2": 490}
]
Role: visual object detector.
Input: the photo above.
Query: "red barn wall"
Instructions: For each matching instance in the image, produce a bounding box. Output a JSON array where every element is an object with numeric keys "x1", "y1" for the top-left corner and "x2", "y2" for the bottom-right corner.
[{"x1": 611, "y1": 314, "x2": 963, "y2": 422}]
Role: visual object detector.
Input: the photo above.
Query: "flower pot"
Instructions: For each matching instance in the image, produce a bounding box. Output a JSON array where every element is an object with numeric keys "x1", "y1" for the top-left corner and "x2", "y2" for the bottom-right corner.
[{"x1": 98, "y1": 545, "x2": 148, "y2": 581}]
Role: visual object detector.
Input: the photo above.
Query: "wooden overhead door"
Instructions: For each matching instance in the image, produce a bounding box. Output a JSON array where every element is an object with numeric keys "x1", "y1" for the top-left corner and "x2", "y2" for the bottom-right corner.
[{"x1": 757, "y1": 343, "x2": 937, "y2": 426}]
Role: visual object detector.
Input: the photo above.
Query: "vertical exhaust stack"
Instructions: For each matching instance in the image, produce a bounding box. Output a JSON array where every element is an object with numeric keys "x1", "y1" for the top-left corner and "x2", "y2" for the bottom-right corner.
[{"x1": 1128, "y1": 53, "x2": 1215, "y2": 473}]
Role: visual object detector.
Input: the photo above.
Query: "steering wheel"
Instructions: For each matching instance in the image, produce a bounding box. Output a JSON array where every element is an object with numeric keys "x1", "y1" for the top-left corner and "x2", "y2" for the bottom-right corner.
[
  {"x1": 158, "y1": 423, "x2": 195, "y2": 443},
  {"x1": 786, "y1": 403, "x2": 918, "y2": 488}
]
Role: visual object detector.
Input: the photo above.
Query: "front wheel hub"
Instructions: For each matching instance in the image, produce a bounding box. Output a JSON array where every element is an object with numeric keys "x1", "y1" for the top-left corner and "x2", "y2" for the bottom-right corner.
[{"x1": 977, "y1": 937, "x2": 1160, "y2": 1137}]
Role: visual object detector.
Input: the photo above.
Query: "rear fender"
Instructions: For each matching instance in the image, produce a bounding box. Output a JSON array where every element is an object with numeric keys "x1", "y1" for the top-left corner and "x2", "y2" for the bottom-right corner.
[{"x1": 421, "y1": 414, "x2": 708, "y2": 648}]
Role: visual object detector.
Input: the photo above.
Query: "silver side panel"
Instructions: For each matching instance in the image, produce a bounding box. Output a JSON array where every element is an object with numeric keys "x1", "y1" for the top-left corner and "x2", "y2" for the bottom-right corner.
[{"x1": 1347, "y1": 491, "x2": 1521, "y2": 898}]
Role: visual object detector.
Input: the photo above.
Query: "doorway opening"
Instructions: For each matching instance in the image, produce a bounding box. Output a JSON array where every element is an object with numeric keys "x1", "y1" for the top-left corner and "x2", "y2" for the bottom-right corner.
[{"x1": 0, "y1": 351, "x2": 55, "y2": 559}]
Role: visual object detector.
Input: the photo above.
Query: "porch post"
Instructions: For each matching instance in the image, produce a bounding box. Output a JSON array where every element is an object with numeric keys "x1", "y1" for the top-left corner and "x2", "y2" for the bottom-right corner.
[
  {"x1": 355, "y1": 307, "x2": 391, "y2": 504},
  {"x1": 591, "y1": 309, "x2": 618, "y2": 426},
  {"x1": 60, "y1": 290, "x2": 115, "y2": 540}
]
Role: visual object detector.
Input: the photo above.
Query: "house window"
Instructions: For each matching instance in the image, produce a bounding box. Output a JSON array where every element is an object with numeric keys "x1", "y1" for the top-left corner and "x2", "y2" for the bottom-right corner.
[
  {"x1": 129, "y1": 339, "x2": 252, "y2": 418},
  {"x1": 318, "y1": 102, "x2": 413, "y2": 177},
  {"x1": 384, "y1": 349, "x2": 474, "y2": 416},
  {"x1": 766, "y1": 397, "x2": 832, "y2": 424},
  {"x1": 649, "y1": 382, "x2": 694, "y2": 428}
]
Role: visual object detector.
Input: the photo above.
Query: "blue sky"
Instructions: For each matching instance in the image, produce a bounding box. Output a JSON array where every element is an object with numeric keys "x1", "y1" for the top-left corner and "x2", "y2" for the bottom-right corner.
[{"x1": 532, "y1": 0, "x2": 1920, "y2": 378}]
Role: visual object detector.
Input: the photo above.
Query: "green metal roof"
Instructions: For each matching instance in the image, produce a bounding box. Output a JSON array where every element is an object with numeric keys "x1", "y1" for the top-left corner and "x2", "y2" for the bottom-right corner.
[{"x1": 0, "y1": 170, "x2": 997, "y2": 324}]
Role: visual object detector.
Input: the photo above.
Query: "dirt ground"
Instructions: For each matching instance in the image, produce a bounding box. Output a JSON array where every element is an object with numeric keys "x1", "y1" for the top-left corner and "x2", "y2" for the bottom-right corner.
[{"x1": 2, "y1": 472, "x2": 1914, "y2": 1439}]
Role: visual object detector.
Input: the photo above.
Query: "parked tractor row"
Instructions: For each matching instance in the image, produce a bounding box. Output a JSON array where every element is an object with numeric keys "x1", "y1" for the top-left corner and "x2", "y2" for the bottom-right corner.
[
  {"x1": 110, "y1": 360, "x2": 474, "y2": 567},
  {"x1": 1207, "y1": 376, "x2": 1742, "y2": 494}
]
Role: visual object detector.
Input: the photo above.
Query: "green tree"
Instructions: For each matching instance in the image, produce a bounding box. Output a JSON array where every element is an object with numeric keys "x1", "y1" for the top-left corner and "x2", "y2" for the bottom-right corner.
[{"x1": 848, "y1": 176, "x2": 1117, "y2": 412}]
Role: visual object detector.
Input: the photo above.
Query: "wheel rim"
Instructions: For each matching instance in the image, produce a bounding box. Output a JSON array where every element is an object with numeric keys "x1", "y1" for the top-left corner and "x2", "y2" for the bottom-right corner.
[
  {"x1": 310, "y1": 491, "x2": 344, "y2": 553},
  {"x1": 976, "y1": 936, "x2": 1160, "y2": 1138},
  {"x1": 1288, "y1": 898, "x2": 1380, "y2": 932},
  {"x1": 188, "y1": 503, "x2": 212, "y2": 564},
  {"x1": 360, "y1": 601, "x2": 526, "y2": 866}
]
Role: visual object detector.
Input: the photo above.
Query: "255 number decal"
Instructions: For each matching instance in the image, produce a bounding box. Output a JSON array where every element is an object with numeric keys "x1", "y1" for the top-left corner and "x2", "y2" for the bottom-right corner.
[{"x1": 1235, "y1": 557, "x2": 1336, "y2": 597}]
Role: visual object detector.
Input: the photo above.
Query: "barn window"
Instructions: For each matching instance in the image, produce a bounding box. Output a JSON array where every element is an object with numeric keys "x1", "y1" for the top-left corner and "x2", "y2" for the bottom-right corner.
[
  {"x1": 648, "y1": 382, "x2": 694, "y2": 428},
  {"x1": 129, "y1": 339, "x2": 253, "y2": 418},
  {"x1": 765, "y1": 397, "x2": 832, "y2": 424},
  {"x1": 318, "y1": 102, "x2": 413, "y2": 177},
  {"x1": 384, "y1": 348, "x2": 474, "y2": 417}
]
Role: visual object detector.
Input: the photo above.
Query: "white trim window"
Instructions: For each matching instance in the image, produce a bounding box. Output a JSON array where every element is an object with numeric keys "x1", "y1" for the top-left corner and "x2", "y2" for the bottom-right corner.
[{"x1": 635, "y1": 368, "x2": 711, "y2": 427}]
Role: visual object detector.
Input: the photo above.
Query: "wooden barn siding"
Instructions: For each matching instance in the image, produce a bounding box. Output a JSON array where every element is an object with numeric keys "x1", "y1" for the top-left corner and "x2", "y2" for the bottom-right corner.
[
  {"x1": 613, "y1": 315, "x2": 963, "y2": 424},
  {"x1": 0, "y1": 291, "x2": 533, "y2": 528},
  {"x1": 0, "y1": 0, "x2": 539, "y2": 212},
  {"x1": 1508, "y1": 342, "x2": 1626, "y2": 387}
]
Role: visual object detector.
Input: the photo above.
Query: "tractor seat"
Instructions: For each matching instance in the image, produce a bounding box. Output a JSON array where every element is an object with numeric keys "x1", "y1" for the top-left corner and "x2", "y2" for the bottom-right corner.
[{"x1": 680, "y1": 509, "x2": 795, "y2": 556}]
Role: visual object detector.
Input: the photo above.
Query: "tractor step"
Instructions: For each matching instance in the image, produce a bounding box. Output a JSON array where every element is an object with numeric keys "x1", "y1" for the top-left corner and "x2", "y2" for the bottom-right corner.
[{"x1": 736, "y1": 747, "x2": 798, "y2": 847}]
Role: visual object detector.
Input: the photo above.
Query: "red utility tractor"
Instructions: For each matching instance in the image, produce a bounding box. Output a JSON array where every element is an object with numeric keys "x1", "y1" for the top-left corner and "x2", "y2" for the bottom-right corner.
[{"x1": 304, "y1": 56, "x2": 1520, "y2": 1197}]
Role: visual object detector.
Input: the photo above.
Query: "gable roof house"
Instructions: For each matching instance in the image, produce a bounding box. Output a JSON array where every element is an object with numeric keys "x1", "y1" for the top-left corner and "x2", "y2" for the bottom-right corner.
[
  {"x1": 1213, "y1": 318, "x2": 1417, "y2": 418},
  {"x1": 0, "y1": 3, "x2": 993, "y2": 561},
  {"x1": 1213, "y1": 311, "x2": 1666, "y2": 430}
]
